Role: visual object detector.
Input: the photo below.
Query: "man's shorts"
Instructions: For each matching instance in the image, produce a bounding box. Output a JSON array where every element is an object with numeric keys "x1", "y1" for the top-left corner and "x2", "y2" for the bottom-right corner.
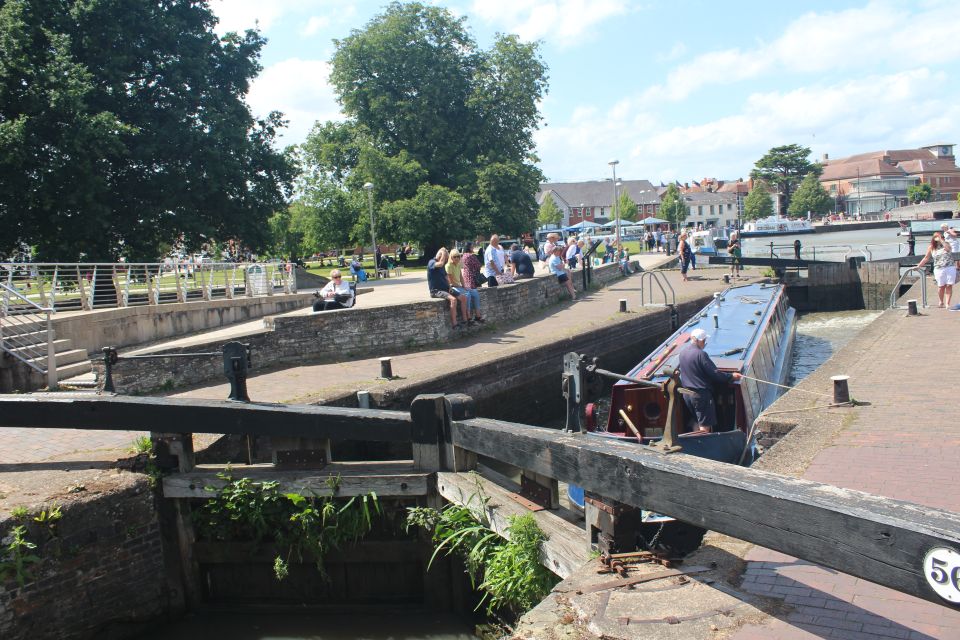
[
  {"x1": 683, "y1": 389, "x2": 717, "y2": 429},
  {"x1": 430, "y1": 290, "x2": 454, "y2": 299}
]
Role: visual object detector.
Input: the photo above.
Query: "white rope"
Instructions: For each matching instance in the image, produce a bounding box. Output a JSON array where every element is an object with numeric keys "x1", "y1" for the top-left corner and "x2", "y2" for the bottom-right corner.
[{"x1": 740, "y1": 374, "x2": 833, "y2": 399}]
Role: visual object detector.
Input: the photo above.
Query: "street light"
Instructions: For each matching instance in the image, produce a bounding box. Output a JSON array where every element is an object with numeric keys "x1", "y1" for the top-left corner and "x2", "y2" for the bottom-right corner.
[
  {"x1": 609, "y1": 160, "x2": 620, "y2": 248},
  {"x1": 363, "y1": 182, "x2": 378, "y2": 280}
]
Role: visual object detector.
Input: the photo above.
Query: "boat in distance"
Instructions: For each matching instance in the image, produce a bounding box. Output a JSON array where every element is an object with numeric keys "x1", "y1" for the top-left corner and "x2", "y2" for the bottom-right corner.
[
  {"x1": 568, "y1": 282, "x2": 797, "y2": 548},
  {"x1": 740, "y1": 215, "x2": 814, "y2": 237}
]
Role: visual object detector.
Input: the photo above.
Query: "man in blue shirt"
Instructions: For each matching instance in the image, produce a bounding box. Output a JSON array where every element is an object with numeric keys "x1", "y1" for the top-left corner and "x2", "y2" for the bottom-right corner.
[
  {"x1": 509, "y1": 244, "x2": 535, "y2": 279},
  {"x1": 678, "y1": 328, "x2": 742, "y2": 432}
]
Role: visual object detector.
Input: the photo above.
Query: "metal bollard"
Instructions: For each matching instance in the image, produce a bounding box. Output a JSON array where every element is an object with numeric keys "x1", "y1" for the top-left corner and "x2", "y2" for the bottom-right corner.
[
  {"x1": 619, "y1": 298, "x2": 627, "y2": 313},
  {"x1": 713, "y1": 314, "x2": 719, "y2": 328},
  {"x1": 723, "y1": 274, "x2": 730, "y2": 284},
  {"x1": 357, "y1": 390, "x2": 371, "y2": 409},
  {"x1": 907, "y1": 299, "x2": 918, "y2": 316},
  {"x1": 831, "y1": 375, "x2": 851, "y2": 404},
  {"x1": 379, "y1": 357, "x2": 393, "y2": 379}
]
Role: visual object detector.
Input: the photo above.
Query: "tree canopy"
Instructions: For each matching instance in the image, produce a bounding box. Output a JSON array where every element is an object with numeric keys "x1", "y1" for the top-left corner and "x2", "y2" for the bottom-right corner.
[
  {"x1": 0, "y1": 0, "x2": 293, "y2": 261},
  {"x1": 743, "y1": 184, "x2": 774, "y2": 221},
  {"x1": 301, "y1": 1, "x2": 548, "y2": 257},
  {"x1": 787, "y1": 173, "x2": 832, "y2": 218},
  {"x1": 538, "y1": 195, "x2": 563, "y2": 227},
  {"x1": 617, "y1": 191, "x2": 639, "y2": 223},
  {"x1": 750, "y1": 144, "x2": 821, "y2": 214},
  {"x1": 660, "y1": 184, "x2": 687, "y2": 227},
  {"x1": 907, "y1": 182, "x2": 933, "y2": 204}
]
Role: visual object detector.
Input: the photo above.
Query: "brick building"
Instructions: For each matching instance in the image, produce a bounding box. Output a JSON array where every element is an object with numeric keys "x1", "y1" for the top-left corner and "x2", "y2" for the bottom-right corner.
[{"x1": 537, "y1": 180, "x2": 660, "y2": 226}]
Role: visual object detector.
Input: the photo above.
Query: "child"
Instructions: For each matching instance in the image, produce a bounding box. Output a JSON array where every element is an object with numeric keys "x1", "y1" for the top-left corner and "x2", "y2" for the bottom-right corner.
[{"x1": 549, "y1": 246, "x2": 576, "y2": 300}]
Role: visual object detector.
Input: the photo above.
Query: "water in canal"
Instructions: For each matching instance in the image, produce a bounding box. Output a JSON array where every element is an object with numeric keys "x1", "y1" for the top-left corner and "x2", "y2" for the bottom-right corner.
[
  {"x1": 789, "y1": 309, "x2": 881, "y2": 386},
  {"x1": 741, "y1": 226, "x2": 909, "y2": 262}
]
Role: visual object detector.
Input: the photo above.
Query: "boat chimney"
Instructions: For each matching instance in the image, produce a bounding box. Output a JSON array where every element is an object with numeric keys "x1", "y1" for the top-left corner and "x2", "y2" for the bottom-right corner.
[{"x1": 712, "y1": 314, "x2": 719, "y2": 328}]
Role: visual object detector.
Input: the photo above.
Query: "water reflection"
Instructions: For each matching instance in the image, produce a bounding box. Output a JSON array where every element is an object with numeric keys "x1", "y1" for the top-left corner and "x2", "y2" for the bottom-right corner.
[{"x1": 790, "y1": 310, "x2": 881, "y2": 385}]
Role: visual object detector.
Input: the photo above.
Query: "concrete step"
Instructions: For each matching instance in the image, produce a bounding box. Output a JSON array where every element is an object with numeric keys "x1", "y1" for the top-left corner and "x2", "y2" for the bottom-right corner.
[
  {"x1": 58, "y1": 371, "x2": 98, "y2": 389},
  {"x1": 6, "y1": 338, "x2": 73, "y2": 359},
  {"x1": 54, "y1": 359, "x2": 93, "y2": 381},
  {"x1": 26, "y1": 348, "x2": 89, "y2": 368}
]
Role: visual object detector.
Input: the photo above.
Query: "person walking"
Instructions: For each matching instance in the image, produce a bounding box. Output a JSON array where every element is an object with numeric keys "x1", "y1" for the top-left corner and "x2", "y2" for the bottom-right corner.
[
  {"x1": 916, "y1": 232, "x2": 958, "y2": 308},
  {"x1": 679, "y1": 329, "x2": 743, "y2": 433}
]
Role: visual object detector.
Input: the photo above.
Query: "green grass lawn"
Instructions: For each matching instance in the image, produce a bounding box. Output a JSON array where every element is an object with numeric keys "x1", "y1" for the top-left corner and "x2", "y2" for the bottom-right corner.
[{"x1": 304, "y1": 258, "x2": 426, "y2": 279}]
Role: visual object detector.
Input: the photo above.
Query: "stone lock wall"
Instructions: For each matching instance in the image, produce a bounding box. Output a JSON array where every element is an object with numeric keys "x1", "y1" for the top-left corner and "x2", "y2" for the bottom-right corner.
[
  {"x1": 99, "y1": 261, "x2": 637, "y2": 395},
  {"x1": 0, "y1": 478, "x2": 174, "y2": 640}
]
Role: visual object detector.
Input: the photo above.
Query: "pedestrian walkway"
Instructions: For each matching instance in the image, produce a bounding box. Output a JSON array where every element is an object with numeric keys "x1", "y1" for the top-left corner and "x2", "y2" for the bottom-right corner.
[{"x1": 732, "y1": 304, "x2": 960, "y2": 640}]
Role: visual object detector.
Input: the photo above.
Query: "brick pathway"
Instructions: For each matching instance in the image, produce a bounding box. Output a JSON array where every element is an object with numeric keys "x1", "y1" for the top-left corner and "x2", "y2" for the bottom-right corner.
[{"x1": 734, "y1": 307, "x2": 960, "y2": 640}]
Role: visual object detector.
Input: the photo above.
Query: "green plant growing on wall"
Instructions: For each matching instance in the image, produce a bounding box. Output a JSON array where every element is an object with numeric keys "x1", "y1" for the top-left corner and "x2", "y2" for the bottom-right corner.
[
  {"x1": 194, "y1": 472, "x2": 381, "y2": 581},
  {"x1": 407, "y1": 491, "x2": 558, "y2": 619},
  {"x1": 129, "y1": 435, "x2": 153, "y2": 455},
  {"x1": 0, "y1": 526, "x2": 41, "y2": 587}
]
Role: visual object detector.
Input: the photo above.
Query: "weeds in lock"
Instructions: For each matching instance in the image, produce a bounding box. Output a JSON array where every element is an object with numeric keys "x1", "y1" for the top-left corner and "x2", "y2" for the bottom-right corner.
[
  {"x1": 193, "y1": 472, "x2": 381, "y2": 581},
  {"x1": 406, "y1": 484, "x2": 558, "y2": 620}
]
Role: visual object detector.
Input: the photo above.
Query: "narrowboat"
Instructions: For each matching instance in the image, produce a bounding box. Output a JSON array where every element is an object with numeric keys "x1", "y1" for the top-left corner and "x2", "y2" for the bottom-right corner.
[
  {"x1": 740, "y1": 215, "x2": 813, "y2": 237},
  {"x1": 569, "y1": 282, "x2": 797, "y2": 547}
]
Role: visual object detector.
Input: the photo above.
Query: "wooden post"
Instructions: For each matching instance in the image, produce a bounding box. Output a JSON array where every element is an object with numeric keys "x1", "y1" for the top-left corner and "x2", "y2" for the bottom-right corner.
[
  {"x1": 410, "y1": 394, "x2": 444, "y2": 473},
  {"x1": 442, "y1": 395, "x2": 477, "y2": 473},
  {"x1": 152, "y1": 432, "x2": 202, "y2": 609}
]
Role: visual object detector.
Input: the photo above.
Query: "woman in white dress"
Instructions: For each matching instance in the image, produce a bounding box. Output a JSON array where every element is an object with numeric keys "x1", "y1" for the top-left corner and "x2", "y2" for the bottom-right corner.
[{"x1": 917, "y1": 233, "x2": 958, "y2": 308}]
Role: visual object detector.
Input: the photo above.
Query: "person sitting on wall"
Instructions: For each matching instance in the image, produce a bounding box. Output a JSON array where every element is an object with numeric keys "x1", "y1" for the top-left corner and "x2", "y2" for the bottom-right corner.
[
  {"x1": 446, "y1": 249, "x2": 485, "y2": 325},
  {"x1": 312, "y1": 269, "x2": 354, "y2": 312},
  {"x1": 428, "y1": 247, "x2": 469, "y2": 329},
  {"x1": 549, "y1": 245, "x2": 576, "y2": 300}
]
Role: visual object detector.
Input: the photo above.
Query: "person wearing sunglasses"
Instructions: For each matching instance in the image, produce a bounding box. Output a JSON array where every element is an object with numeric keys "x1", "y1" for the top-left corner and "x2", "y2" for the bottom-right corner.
[{"x1": 312, "y1": 269, "x2": 355, "y2": 311}]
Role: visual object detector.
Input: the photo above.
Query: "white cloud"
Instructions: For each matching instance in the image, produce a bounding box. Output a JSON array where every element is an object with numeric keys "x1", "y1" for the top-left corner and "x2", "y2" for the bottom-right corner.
[
  {"x1": 648, "y1": 0, "x2": 960, "y2": 102},
  {"x1": 469, "y1": 0, "x2": 629, "y2": 43},
  {"x1": 537, "y1": 69, "x2": 958, "y2": 183},
  {"x1": 301, "y1": 16, "x2": 331, "y2": 36},
  {"x1": 656, "y1": 41, "x2": 686, "y2": 63},
  {"x1": 246, "y1": 58, "x2": 343, "y2": 146}
]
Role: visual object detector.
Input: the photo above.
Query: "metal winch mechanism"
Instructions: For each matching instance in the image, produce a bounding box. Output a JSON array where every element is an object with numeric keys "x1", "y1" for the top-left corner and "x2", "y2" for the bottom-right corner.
[{"x1": 562, "y1": 352, "x2": 704, "y2": 556}]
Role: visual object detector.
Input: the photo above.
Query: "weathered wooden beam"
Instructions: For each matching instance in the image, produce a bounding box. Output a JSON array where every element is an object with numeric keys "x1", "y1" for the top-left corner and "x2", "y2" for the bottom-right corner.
[
  {"x1": 436, "y1": 471, "x2": 590, "y2": 579},
  {"x1": 451, "y1": 417, "x2": 960, "y2": 607},
  {"x1": 0, "y1": 394, "x2": 411, "y2": 441},
  {"x1": 162, "y1": 462, "x2": 428, "y2": 498}
]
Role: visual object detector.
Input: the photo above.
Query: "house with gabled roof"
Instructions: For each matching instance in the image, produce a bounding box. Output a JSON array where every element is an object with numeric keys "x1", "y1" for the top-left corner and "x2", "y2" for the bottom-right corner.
[{"x1": 537, "y1": 180, "x2": 660, "y2": 226}]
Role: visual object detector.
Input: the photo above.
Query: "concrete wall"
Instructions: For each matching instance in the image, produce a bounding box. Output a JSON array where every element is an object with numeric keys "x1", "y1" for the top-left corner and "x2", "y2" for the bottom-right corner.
[
  {"x1": 99, "y1": 262, "x2": 636, "y2": 395},
  {"x1": 784, "y1": 262, "x2": 901, "y2": 311},
  {"x1": 53, "y1": 292, "x2": 315, "y2": 355},
  {"x1": 0, "y1": 479, "x2": 175, "y2": 640}
]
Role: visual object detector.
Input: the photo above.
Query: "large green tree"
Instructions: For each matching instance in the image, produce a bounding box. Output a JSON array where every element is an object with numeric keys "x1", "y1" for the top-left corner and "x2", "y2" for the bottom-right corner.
[
  {"x1": 661, "y1": 184, "x2": 687, "y2": 227},
  {"x1": 750, "y1": 144, "x2": 821, "y2": 214},
  {"x1": 787, "y1": 173, "x2": 832, "y2": 218},
  {"x1": 907, "y1": 182, "x2": 933, "y2": 204},
  {"x1": 307, "y1": 2, "x2": 548, "y2": 257},
  {"x1": 743, "y1": 183, "x2": 774, "y2": 221},
  {"x1": 538, "y1": 196, "x2": 563, "y2": 226},
  {"x1": 0, "y1": 0, "x2": 293, "y2": 261}
]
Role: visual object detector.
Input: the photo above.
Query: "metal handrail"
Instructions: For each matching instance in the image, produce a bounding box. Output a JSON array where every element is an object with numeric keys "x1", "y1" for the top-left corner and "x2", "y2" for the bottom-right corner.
[
  {"x1": 0, "y1": 261, "x2": 297, "y2": 313},
  {"x1": 638, "y1": 271, "x2": 676, "y2": 307},
  {"x1": 0, "y1": 282, "x2": 57, "y2": 388},
  {"x1": 890, "y1": 267, "x2": 927, "y2": 309}
]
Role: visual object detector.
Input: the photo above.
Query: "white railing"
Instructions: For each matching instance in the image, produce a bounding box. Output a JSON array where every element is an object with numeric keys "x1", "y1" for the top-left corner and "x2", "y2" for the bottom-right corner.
[
  {"x1": 0, "y1": 261, "x2": 297, "y2": 313},
  {"x1": 0, "y1": 282, "x2": 57, "y2": 389}
]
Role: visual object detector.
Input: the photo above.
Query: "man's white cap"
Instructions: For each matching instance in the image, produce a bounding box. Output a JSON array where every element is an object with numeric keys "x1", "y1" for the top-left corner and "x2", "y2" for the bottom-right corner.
[{"x1": 690, "y1": 328, "x2": 708, "y2": 341}]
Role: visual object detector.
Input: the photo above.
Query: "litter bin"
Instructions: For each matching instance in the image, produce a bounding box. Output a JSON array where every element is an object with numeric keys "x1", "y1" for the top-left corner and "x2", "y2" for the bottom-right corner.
[{"x1": 247, "y1": 264, "x2": 268, "y2": 295}]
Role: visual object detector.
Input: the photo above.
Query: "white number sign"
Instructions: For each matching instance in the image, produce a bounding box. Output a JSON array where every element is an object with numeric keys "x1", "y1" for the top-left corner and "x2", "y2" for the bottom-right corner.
[{"x1": 924, "y1": 547, "x2": 960, "y2": 603}]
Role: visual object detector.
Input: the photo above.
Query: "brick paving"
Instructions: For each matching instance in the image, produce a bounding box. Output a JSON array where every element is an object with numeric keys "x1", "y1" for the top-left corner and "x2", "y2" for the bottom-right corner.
[{"x1": 734, "y1": 307, "x2": 960, "y2": 640}]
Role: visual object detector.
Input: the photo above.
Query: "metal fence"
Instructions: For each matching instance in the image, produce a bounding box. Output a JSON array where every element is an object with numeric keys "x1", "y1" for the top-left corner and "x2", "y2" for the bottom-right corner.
[
  {"x1": 0, "y1": 282, "x2": 56, "y2": 387},
  {"x1": 0, "y1": 262, "x2": 297, "y2": 313}
]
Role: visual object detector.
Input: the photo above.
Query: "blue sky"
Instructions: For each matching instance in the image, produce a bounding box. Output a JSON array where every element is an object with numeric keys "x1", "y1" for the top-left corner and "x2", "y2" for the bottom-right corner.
[{"x1": 211, "y1": 0, "x2": 960, "y2": 185}]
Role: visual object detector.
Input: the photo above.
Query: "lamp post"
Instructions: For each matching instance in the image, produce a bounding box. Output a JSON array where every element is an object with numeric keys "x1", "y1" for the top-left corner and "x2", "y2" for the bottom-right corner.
[
  {"x1": 363, "y1": 182, "x2": 378, "y2": 280},
  {"x1": 609, "y1": 160, "x2": 620, "y2": 248}
]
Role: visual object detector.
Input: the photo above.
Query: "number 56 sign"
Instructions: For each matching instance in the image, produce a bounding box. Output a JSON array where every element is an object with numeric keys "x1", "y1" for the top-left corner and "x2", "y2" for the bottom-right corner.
[{"x1": 924, "y1": 547, "x2": 960, "y2": 603}]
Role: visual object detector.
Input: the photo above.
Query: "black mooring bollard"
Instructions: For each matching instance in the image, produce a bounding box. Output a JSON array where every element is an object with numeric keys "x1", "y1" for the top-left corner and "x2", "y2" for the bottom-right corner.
[
  {"x1": 379, "y1": 357, "x2": 393, "y2": 379},
  {"x1": 907, "y1": 299, "x2": 918, "y2": 316},
  {"x1": 619, "y1": 298, "x2": 627, "y2": 313},
  {"x1": 831, "y1": 375, "x2": 851, "y2": 404},
  {"x1": 723, "y1": 274, "x2": 730, "y2": 284}
]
